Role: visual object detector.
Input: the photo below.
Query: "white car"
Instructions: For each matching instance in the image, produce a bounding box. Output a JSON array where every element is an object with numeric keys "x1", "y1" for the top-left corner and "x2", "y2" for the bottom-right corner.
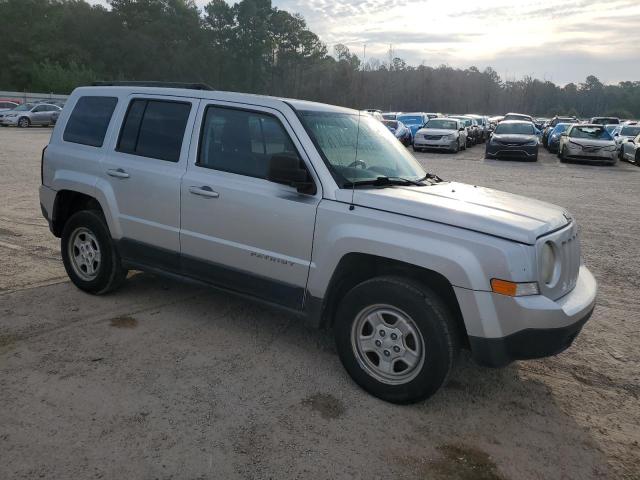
[
  {"x1": 613, "y1": 125, "x2": 640, "y2": 155},
  {"x1": 413, "y1": 118, "x2": 467, "y2": 153},
  {"x1": 558, "y1": 124, "x2": 617, "y2": 165},
  {"x1": 619, "y1": 133, "x2": 640, "y2": 164}
]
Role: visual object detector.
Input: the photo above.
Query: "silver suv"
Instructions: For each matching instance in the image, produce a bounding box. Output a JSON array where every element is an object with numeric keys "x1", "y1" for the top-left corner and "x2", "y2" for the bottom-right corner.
[{"x1": 39, "y1": 85, "x2": 597, "y2": 403}]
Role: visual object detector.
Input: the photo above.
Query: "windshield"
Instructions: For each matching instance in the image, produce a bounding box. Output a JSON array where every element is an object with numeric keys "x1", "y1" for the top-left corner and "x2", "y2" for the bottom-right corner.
[
  {"x1": 504, "y1": 114, "x2": 531, "y2": 121},
  {"x1": 13, "y1": 103, "x2": 34, "y2": 111},
  {"x1": 424, "y1": 119, "x2": 458, "y2": 130},
  {"x1": 397, "y1": 115, "x2": 423, "y2": 125},
  {"x1": 570, "y1": 126, "x2": 612, "y2": 140},
  {"x1": 620, "y1": 126, "x2": 640, "y2": 136},
  {"x1": 552, "y1": 124, "x2": 570, "y2": 135},
  {"x1": 495, "y1": 123, "x2": 535, "y2": 135},
  {"x1": 301, "y1": 111, "x2": 425, "y2": 187}
]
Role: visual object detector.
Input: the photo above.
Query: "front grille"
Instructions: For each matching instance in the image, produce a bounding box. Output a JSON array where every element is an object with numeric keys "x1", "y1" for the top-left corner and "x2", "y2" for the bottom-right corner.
[
  {"x1": 424, "y1": 135, "x2": 443, "y2": 140},
  {"x1": 537, "y1": 222, "x2": 581, "y2": 300}
]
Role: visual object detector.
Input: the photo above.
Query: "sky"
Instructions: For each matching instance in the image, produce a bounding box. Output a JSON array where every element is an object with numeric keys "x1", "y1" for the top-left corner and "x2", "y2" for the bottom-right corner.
[{"x1": 89, "y1": 0, "x2": 640, "y2": 85}]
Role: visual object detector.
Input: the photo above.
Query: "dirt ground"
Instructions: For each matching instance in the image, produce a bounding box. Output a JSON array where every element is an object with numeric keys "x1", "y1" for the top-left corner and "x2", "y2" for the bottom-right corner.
[{"x1": 1, "y1": 126, "x2": 639, "y2": 480}]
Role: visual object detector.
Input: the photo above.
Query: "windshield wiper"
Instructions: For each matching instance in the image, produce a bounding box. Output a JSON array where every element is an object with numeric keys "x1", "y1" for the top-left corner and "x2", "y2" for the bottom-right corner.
[
  {"x1": 344, "y1": 176, "x2": 428, "y2": 188},
  {"x1": 418, "y1": 173, "x2": 443, "y2": 183}
]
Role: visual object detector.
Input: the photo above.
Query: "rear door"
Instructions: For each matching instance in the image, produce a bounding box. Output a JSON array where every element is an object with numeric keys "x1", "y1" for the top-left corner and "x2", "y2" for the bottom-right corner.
[
  {"x1": 100, "y1": 95, "x2": 199, "y2": 267},
  {"x1": 31, "y1": 105, "x2": 51, "y2": 125},
  {"x1": 179, "y1": 101, "x2": 321, "y2": 309}
]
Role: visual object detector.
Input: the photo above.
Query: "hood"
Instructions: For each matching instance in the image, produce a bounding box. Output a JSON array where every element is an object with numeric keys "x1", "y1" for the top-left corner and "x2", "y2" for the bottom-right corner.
[
  {"x1": 417, "y1": 128, "x2": 456, "y2": 136},
  {"x1": 567, "y1": 138, "x2": 614, "y2": 147},
  {"x1": 345, "y1": 182, "x2": 570, "y2": 244},
  {"x1": 492, "y1": 134, "x2": 537, "y2": 145}
]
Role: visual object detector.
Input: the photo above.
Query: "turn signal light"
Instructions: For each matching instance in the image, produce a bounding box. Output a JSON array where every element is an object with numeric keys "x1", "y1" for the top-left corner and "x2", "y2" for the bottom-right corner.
[{"x1": 491, "y1": 279, "x2": 539, "y2": 297}]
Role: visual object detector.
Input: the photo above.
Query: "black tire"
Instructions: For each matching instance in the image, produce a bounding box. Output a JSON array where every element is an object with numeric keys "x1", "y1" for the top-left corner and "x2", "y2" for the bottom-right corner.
[
  {"x1": 558, "y1": 146, "x2": 565, "y2": 162},
  {"x1": 334, "y1": 276, "x2": 460, "y2": 404},
  {"x1": 61, "y1": 210, "x2": 127, "y2": 295},
  {"x1": 635, "y1": 150, "x2": 640, "y2": 165},
  {"x1": 450, "y1": 140, "x2": 460, "y2": 153},
  {"x1": 18, "y1": 117, "x2": 30, "y2": 128}
]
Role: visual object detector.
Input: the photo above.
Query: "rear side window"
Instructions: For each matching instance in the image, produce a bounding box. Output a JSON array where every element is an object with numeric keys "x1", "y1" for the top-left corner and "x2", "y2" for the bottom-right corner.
[
  {"x1": 198, "y1": 106, "x2": 301, "y2": 179},
  {"x1": 117, "y1": 99, "x2": 191, "y2": 162},
  {"x1": 63, "y1": 96, "x2": 118, "y2": 147}
]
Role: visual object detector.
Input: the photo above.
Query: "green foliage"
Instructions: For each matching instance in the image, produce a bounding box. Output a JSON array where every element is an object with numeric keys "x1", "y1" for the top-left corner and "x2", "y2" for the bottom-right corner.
[{"x1": 0, "y1": 0, "x2": 638, "y2": 117}]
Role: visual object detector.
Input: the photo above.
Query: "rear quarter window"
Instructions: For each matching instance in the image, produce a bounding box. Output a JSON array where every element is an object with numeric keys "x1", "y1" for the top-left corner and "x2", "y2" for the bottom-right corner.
[{"x1": 63, "y1": 96, "x2": 118, "y2": 147}]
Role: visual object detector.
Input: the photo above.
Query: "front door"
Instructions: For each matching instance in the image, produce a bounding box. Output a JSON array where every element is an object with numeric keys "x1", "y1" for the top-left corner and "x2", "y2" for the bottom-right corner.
[{"x1": 180, "y1": 102, "x2": 321, "y2": 309}]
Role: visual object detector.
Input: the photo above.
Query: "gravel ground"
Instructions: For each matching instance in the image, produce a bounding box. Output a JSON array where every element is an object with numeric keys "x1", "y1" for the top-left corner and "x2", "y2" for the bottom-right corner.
[{"x1": 1, "y1": 127, "x2": 639, "y2": 479}]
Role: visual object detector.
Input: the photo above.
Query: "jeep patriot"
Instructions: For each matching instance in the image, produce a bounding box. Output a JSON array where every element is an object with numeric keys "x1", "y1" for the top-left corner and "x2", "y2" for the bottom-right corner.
[{"x1": 39, "y1": 84, "x2": 597, "y2": 403}]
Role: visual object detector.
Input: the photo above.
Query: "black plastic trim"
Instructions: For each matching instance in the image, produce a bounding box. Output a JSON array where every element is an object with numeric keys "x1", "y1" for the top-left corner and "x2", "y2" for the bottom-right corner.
[{"x1": 468, "y1": 306, "x2": 594, "y2": 367}]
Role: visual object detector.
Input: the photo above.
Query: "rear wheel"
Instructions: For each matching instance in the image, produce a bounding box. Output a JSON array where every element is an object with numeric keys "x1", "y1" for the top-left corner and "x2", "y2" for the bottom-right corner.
[
  {"x1": 334, "y1": 276, "x2": 460, "y2": 404},
  {"x1": 635, "y1": 150, "x2": 640, "y2": 165},
  {"x1": 61, "y1": 210, "x2": 127, "y2": 295},
  {"x1": 18, "y1": 117, "x2": 30, "y2": 128}
]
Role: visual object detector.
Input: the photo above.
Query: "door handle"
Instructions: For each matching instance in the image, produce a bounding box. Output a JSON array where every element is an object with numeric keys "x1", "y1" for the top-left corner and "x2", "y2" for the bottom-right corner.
[
  {"x1": 189, "y1": 186, "x2": 219, "y2": 198},
  {"x1": 107, "y1": 168, "x2": 130, "y2": 179}
]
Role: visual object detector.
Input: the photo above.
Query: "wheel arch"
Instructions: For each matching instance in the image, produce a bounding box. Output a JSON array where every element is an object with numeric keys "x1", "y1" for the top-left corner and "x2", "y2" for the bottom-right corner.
[
  {"x1": 51, "y1": 190, "x2": 106, "y2": 237},
  {"x1": 312, "y1": 252, "x2": 469, "y2": 347}
]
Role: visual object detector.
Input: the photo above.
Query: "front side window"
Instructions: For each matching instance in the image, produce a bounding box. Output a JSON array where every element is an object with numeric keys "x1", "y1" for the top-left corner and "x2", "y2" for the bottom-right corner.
[
  {"x1": 301, "y1": 111, "x2": 425, "y2": 187},
  {"x1": 198, "y1": 106, "x2": 302, "y2": 179},
  {"x1": 117, "y1": 99, "x2": 191, "y2": 162},
  {"x1": 63, "y1": 96, "x2": 118, "y2": 147},
  {"x1": 620, "y1": 126, "x2": 640, "y2": 137}
]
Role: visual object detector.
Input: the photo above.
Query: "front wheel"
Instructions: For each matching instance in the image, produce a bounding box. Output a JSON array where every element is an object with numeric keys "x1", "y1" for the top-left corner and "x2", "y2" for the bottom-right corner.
[
  {"x1": 61, "y1": 210, "x2": 127, "y2": 295},
  {"x1": 18, "y1": 117, "x2": 30, "y2": 128},
  {"x1": 334, "y1": 276, "x2": 460, "y2": 404}
]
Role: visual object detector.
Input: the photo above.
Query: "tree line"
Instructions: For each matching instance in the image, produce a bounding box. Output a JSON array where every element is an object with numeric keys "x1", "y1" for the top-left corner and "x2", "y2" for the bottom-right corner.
[{"x1": 1, "y1": 0, "x2": 638, "y2": 118}]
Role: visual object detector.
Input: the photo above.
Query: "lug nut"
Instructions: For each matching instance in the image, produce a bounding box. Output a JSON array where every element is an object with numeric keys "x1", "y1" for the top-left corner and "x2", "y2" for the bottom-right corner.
[
  {"x1": 393, "y1": 346, "x2": 400, "y2": 353},
  {"x1": 390, "y1": 333, "x2": 397, "y2": 340},
  {"x1": 379, "y1": 330, "x2": 385, "y2": 337},
  {"x1": 383, "y1": 350, "x2": 390, "y2": 357},
  {"x1": 375, "y1": 340, "x2": 382, "y2": 347}
]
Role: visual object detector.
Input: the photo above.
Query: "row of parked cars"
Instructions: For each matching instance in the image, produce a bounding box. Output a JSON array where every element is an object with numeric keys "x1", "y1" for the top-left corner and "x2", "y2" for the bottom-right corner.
[
  {"x1": 368, "y1": 110, "x2": 492, "y2": 153},
  {"x1": 541, "y1": 116, "x2": 640, "y2": 165},
  {"x1": 0, "y1": 98, "x2": 65, "y2": 128}
]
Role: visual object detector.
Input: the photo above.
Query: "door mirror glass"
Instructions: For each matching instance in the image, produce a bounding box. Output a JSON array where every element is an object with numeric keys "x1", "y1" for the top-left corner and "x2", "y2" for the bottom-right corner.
[{"x1": 267, "y1": 154, "x2": 315, "y2": 194}]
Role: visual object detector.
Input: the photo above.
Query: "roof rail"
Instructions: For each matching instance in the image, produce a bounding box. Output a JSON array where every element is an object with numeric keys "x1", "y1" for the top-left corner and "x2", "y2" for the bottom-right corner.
[{"x1": 91, "y1": 81, "x2": 214, "y2": 91}]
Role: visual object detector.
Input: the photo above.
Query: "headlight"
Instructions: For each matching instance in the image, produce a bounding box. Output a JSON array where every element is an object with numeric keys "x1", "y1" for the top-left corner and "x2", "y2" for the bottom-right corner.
[
  {"x1": 604, "y1": 145, "x2": 617, "y2": 152},
  {"x1": 6, "y1": 113, "x2": 16, "y2": 117},
  {"x1": 540, "y1": 241, "x2": 558, "y2": 285},
  {"x1": 525, "y1": 140, "x2": 538, "y2": 146},
  {"x1": 443, "y1": 134, "x2": 454, "y2": 140}
]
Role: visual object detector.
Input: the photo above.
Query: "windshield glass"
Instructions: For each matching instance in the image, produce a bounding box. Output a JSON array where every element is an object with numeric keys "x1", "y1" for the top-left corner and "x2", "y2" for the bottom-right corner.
[
  {"x1": 13, "y1": 103, "x2": 34, "y2": 111},
  {"x1": 570, "y1": 126, "x2": 612, "y2": 140},
  {"x1": 495, "y1": 123, "x2": 535, "y2": 135},
  {"x1": 552, "y1": 124, "x2": 570, "y2": 134},
  {"x1": 397, "y1": 115, "x2": 423, "y2": 125},
  {"x1": 620, "y1": 126, "x2": 640, "y2": 136},
  {"x1": 424, "y1": 119, "x2": 458, "y2": 130},
  {"x1": 301, "y1": 111, "x2": 425, "y2": 187}
]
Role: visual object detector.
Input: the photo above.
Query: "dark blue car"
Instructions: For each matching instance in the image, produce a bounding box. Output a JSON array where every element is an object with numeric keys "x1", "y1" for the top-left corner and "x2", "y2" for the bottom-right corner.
[
  {"x1": 396, "y1": 113, "x2": 428, "y2": 142},
  {"x1": 547, "y1": 123, "x2": 572, "y2": 153}
]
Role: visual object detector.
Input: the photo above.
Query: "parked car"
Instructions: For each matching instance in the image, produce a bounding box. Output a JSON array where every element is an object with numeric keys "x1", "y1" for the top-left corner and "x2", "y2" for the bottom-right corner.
[
  {"x1": 558, "y1": 124, "x2": 617, "y2": 164},
  {"x1": 590, "y1": 117, "x2": 619, "y2": 125},
  {"x1": 382, "y1": 112, "x2": 399, "y2": 120},
  {"x1": 449, "y1": 116, "x2": 480, "y2": 146},
  {"x1": 604, "y1": 124, "x2": 618, "y2": 137},
  {"x1": 40, "y1": 84, "x2": 597, "y2": 404},
  {"x1": 534, "y1": 118, "x2": 549, "y2": 130},
  {"x1": 503, "y1": 112, "x2": 534, "y2": 123},
  {"x1": 542, "y1": 116, "x2": 577, "y2": 147},
  {"x1": 467, "y1": 114, "x2": 490, "y2": 142},
  {"x1": 485, "y1": 120, "x2": 539, "y2": 161},
  {"x1": 619, "y1": 133, "x2": 640, "y2": 164},
  {"x1": 0, "y1": 100, "x2": 19, "y2": 112},
  {"x1": 413, "y1": 117, "x2": 466, "y2": 153},
  {"x1": 0, "y1": 102, "x2": 62, "y2": 127},
  {"x1": 547, "y1": 123, "x2": 573, "y2": 153},
  {"x1": 613, "y1": 124, "x2": 640, "y2": 155},
  {"x1": 396, "y1": 112, "x2": 429, "y2": 140},
  {"x1": 382, "y1": 119, "x2": 412, "y2": 146}
]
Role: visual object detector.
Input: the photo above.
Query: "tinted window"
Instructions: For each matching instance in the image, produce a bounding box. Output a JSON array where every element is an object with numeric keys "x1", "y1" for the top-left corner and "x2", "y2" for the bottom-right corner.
[
  {"x1": 117, "y1": 99, "x2": 191, "y2": 162},
  {"x1": 63, "y1": 96, "x2": 118, "y2": 147},
  {"x1": 620, "y1": 126, "x2": 640, "y2": 136},
  {"x1": 494, "y1": 123, "x2": 535, "y2": 135},
  {"x1": 424, "y1": 119, "x2": 458, "y2": 130},
  {"x1": 198, "y1": 107, "x2": 301, "y2": 179}
]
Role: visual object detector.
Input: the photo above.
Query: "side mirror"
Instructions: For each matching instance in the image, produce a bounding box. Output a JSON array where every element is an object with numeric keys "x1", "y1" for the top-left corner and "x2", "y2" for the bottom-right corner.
[{"x1": 267, "y1": 154, "x2": 316, "y2": 195}]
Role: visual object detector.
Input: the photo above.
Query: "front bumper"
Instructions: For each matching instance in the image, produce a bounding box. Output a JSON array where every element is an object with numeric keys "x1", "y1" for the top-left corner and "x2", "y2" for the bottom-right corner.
[
  {"x1": 454, "y1": 265, "x2": 597, "y2": 367},
  {"x1": 1, "y1": 116, "x2": 18, "y2": 126},
  {"x1": 485, "y1": 143, "x2": 538, "y2": 159},
  {"x1": 414, "y1": 137, "x2": 457, "y2": 150},
  {"x1": 564, "y1": 147, "x2": 616, "y2": 163}
]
